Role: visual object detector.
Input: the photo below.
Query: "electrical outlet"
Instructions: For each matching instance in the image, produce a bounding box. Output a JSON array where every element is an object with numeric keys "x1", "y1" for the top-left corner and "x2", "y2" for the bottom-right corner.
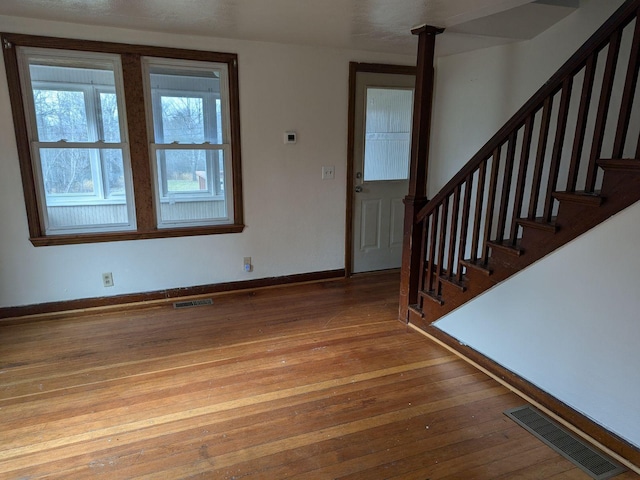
[
  {"x1": 102, "y1": 272, "x2": 114, "y2": 287},
  {"x1": 322, "y1": 166, "x2": 335, "y2": 180},
  {"x1": 243, "y1": 257, "x2": 252, "y2": 273}
]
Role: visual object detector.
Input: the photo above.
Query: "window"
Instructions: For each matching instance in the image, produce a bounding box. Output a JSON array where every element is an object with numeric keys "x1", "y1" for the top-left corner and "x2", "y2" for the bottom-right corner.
[
  {"x1": 20, "y1": 50, "x2": 136, "y2": 233},
  {"x1": 2, "y1": 33, "x2": 243, "y2": 246},
  {"x1": 363, "y1": 87, "x2": 413, "y2": 181},
  {"x1": 144, "y1": 59, "x2": 233, "y2": 227}
]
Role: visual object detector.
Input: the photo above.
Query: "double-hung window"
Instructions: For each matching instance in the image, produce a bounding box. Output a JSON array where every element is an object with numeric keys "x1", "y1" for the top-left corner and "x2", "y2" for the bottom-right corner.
[
  {"x1": 2, "y1": 33, "x2": 244, "y2": 246},
  {"x1": 19, "y1": 50, "x2": 135, "y2": 234},
  {"x1": 145, "y1": 59, "x2": 233, "y2": 227}
]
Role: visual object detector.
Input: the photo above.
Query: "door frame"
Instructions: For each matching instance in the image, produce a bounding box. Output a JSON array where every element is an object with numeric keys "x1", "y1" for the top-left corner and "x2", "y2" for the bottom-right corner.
[{"x1": 345, "y1": 62, "x2": 417, "y2": 276}]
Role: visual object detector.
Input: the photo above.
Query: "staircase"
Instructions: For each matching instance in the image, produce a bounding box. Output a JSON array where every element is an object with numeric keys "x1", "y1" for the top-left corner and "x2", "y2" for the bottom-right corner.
[{"x1": 404, "y1": 0, "x2": 640, "y2": 325}]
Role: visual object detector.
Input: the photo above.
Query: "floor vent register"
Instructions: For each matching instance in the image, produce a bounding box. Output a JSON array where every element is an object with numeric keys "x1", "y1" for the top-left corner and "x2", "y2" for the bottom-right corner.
[
  {"x1": 504, "y1": 405, "x2": 626, "y2": 480},
  {"x1": 173, "y1": 298, "x2": 214, "y2": 309}
]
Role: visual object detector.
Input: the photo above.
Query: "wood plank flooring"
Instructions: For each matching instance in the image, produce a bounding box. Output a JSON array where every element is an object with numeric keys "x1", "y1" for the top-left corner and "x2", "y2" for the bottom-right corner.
[{"x1": 0, "y1": 273, "x2": 637, "y2": 479}]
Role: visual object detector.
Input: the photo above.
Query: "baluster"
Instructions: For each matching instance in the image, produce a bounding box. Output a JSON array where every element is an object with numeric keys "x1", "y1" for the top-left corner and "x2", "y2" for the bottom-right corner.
[
  {"x1": 613, "y1": 13, "x2": 640, "y2": 158},
  {"x1": 585, "y1": 29, "x2": 622, "y2": 192},
  {"x1": 510, "y1": 117, "x2": 534, "y2": 243},
  {"x1": 544, "y1": 77, "x2": 573, "y2": 222},
  {"x1": 482, "y1": 147, "x2": 502, "y2": 264},
  {"x1": 528, "y1": 96, "x2": 554, "y2": 219},
  {"x1": 496, "y1": 131, "x2": 518, "y2": 242},
  {"x1": 446, "y1": 186, "x2": 461, "y2": 280},
  {"x1": 435, "y1": 196, "x2": 449, "y2": 295},
  {"x1": 457, "y1": 174, "x2": 473, "y2": 283},
  {"x1": 470, "y1": 162, "x2": 487, "y2": 262},
  {"x1": 567, "y1": 55, "x2": 597, "y2": 192},
  {"x1": 426, "y1": 208, "x2": 439, "y2": 294},
  {"x1": 417, "y1": 216, "x2": 429, "y2": 301}
]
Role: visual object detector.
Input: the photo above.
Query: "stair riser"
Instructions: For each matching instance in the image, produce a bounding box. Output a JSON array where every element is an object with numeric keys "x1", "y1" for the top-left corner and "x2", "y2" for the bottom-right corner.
[
  {"x1": 600, "y1": 169, "x2": 640, "y2": 201},
  {"x1": 422, "y1": 266, "x2": 497, "y2": 322}
]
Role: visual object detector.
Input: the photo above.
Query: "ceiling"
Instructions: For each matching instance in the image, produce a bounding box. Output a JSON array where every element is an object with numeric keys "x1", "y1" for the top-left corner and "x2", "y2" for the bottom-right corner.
[{"x1": 0, "y1": 0, "x2": 579, "y2": 56}]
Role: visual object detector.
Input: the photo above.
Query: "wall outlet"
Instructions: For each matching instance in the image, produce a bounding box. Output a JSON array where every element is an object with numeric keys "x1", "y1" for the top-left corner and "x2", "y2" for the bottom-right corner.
[
  {"x1": 102, "y1": 272, "x2": 114, "y2": 287},
  {"x1": 322, "y1": 166, "x2": 335, "y2": 180},
  {"x1": 243, "y1": 257, "x2": 252, "y2": 273}
]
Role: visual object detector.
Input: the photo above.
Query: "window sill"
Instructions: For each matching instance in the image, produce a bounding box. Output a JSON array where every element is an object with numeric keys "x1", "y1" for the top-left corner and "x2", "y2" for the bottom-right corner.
[
  {"x1": 159, "y1": 195, "x2": 224, "y2": 203},
  {"x1": 46, "y1": 197, "x2": 128, "y2": 206},
  {"x1": 30, "y1": 223, "x2": 245, "y2": 246}
]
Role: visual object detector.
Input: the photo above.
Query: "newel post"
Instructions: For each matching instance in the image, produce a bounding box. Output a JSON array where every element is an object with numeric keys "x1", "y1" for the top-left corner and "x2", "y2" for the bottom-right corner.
[{"x1": 399, "y1": 25, "x2": 444, "y2": 322}]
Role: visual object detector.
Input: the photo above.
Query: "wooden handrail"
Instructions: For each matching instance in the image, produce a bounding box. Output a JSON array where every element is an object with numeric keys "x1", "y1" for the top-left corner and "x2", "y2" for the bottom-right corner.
[{"x1": 417, "y1": 0, "x2": 640, "y2": 222}]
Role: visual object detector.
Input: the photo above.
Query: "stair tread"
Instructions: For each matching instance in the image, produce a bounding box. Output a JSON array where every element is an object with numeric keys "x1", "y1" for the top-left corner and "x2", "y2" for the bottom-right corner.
[
  {"x1": 439, "y1": 274, "x2": 467, "y2": 292},
  {"x1": 408, "y1": 304, "x2": 424, "y2": 319},
  {"x1": 460, "y1": 259, "x2": 493, "y2": 276},
  {"x1": 517, "y1": 216, "x2": 559, "y2": 233},
  {"x1": 597, "y1": 158, "x2": 640, "y2": 171},
  {"x1": 419, "y1": 290, "x2": 444, "y2": 305},
  {"x1": 552, "y1": 190, "x2": 604, "y2": 206},
  {"x1": 487, "y1": 239, "x2": 524, "y2": 256}
]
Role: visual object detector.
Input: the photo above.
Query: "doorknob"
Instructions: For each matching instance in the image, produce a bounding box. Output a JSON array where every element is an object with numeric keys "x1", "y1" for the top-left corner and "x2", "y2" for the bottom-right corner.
[{"x1": 355, "y1": 185, "x2": 363, "y2": 193}]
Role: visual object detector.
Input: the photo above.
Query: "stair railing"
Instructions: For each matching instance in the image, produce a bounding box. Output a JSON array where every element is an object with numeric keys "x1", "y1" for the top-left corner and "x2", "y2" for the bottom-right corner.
[{"x1": 412, "y1": 0, "x2": 640, "y2": 314}]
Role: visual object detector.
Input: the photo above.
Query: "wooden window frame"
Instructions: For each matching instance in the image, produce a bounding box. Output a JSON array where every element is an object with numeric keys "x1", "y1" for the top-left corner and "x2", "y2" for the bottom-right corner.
[{"x1": 1, "y1": 33, "x2": 244, "y2": 246}]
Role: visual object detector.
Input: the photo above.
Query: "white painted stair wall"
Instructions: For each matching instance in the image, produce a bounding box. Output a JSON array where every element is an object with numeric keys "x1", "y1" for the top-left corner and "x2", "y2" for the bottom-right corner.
[{"x1": 435, "y1": 200, "x2": 640, "y2": 449}]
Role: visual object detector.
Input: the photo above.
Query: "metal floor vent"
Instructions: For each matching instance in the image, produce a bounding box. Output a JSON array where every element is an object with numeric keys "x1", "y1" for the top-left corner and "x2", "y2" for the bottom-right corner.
[
  {"x1": 173, "y1": 298, "x2": 213, "y2": 309},
  {"x1": 504, "y1": 406, "x2": 626, "y2": 480}
]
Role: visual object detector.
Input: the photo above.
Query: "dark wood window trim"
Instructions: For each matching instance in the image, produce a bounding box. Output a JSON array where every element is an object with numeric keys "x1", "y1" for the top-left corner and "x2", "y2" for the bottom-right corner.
[{"x1": 1, "y1": 33, "x2": 244, "y2": 246}]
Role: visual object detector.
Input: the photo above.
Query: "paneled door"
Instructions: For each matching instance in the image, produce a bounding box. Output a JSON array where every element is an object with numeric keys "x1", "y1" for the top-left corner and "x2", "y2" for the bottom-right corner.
[{"x1": 352, "y1": 71, "x2": 415, "y2": 273}]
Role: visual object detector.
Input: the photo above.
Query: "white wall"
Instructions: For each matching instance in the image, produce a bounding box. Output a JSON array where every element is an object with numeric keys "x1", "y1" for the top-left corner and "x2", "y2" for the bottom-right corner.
[
  {"x1": 0, "y1": 17, "x2": 413, "y2": 308},
  {"x1": 435, "y1": 200, "x2": 640, "y2": 448}
]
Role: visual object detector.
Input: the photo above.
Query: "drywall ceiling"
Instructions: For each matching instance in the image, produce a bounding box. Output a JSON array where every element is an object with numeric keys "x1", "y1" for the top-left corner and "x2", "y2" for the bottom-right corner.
[{"x1": 0, "y1": 0, "x2": 578, "y2": 56}]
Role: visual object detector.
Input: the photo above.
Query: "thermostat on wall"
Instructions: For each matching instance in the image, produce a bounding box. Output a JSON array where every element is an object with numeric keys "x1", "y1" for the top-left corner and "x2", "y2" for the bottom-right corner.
[{"x1": 284, "y1": 131, "x2": 297, "y2": 144}]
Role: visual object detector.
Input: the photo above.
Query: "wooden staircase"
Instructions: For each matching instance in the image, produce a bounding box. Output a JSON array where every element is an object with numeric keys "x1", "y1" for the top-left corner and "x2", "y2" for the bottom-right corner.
[
  {"x1": 418, "y1": 159, "x2": 640, "y2": 322},
  {"x1": 402, "y1": 0, "x2": 640, "y2": 326}
]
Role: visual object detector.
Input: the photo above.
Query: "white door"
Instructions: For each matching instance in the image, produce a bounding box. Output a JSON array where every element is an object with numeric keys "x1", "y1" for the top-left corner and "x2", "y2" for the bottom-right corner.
[{"x1": 352, "y1": 72, "x2": 415, "y2": 273}]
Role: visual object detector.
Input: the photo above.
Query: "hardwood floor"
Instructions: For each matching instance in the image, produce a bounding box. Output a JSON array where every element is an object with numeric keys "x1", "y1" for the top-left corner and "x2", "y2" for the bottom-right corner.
[{"x1": 0, "y1": 273, "x2": 637, "y2": 479}]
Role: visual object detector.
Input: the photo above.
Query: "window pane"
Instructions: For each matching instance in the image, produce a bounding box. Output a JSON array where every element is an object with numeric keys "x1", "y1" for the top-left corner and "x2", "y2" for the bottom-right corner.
[
  {"x1": 100, "y1": 92, "x2": 121, "y2": 142},
  {"x1": 160, "y1": 96, "x2": 205, "y2": 143},
  {"x1": 39, "y1": 148, "x2": 128, "y2": 201},
  {"x1": 363, "y1": 87, "x2": 413, "y2": 181},
  {"x1": 38, "y1": 148, "x2": 130, "y2": 230},
  {"x1": 40, "y1": 148, "x2": 95, "y2": 195},
  {"x1": 155, "y1": 148, "x2": 229, "y2": 225},
  {"x1": 30, "y1": 64, "x2": 118, "y2": 143},
  {"x1": 102, "y1": 149, "x2": 126, "y2": 196},
  {"x1": 149, "y1": 67, "x2": 222, "y2": 144},
  {"x1": 163, "y1": 149, "x2": 208, "y2": 193},
  {"x1": 33, "y1": 89, "x2": 89, "y2": 142}
]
